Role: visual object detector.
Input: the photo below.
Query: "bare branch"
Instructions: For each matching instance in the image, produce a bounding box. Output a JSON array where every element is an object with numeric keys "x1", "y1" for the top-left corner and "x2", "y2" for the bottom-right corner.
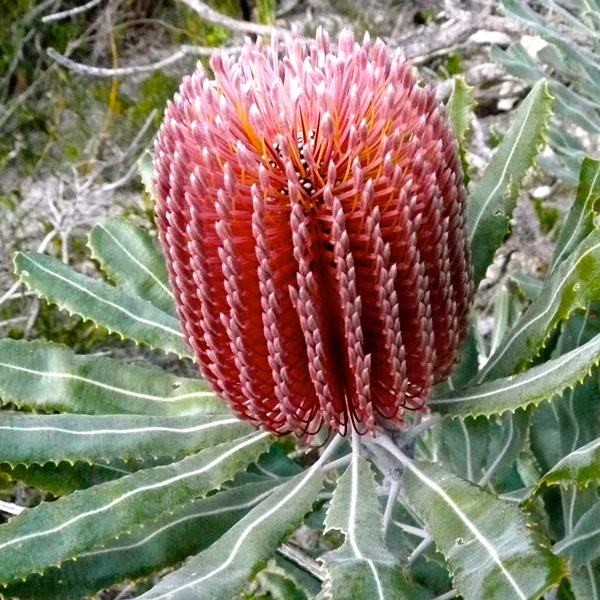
[
  {"x1": 398, "y1": 13, "x2": 521, "y2": 64},
  {"x1": 47, "y1": 44, "x2": 242, "y2": 77},
  {"x1": 278, "y1": 542, "x2": 324, "y2": 581},
  {"x1": 0, "y1": 501, "x2": 25, "y2": 517},
  {"x1": 42, "y1": 0, "x2": 104, "y2": 23},
  {"x1": 177, "y1": 0, "x2": 279, "y2": 37}
]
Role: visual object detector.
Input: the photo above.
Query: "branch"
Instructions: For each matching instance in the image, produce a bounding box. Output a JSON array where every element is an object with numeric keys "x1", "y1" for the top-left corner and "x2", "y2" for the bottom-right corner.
[
  {"x1": 46, "y1": 45, "x2": 241, "y2": 77},
  {"x1": 398, "y1": 12, "x2": 521, "y2": 64},
  {"x1": 0, "y1": 501, "x2": 24, "y2": 517},
  {"x1": 177, "y1": 0, "x2": 279, "y2": 37},
  {"x1": 42, "y1": 0, "x2": 104, "y2": 23}
]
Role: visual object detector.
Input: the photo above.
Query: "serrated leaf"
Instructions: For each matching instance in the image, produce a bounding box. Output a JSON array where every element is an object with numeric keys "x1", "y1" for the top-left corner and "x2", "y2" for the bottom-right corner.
[
  {"x1": 319, "y1": 454, "x2": 422, "y2": 600},
  {"x1": 467, "y1": 80, "x2": 551, "y2": 287},
  {"x1": 476, "y1": 229, "x2": 600, "y2": 382},
  {"x1": 134, "y1": 442, "x2": 336, "y2": 600},
  {"x1": 0, "y1": 460, "x2": 150, "y2": 496},
  {"x1": 0, "y1": 480, "x2": 278, "y2": 600},
  {"x1": 14, "y1": 252, "x2": 190, "y2": 358},
  {"x1": 0, "y1": 412, "x2": 250, "y2": 465},
  {"x1": 0, "y1": 339, "x2": 221, "y2": 416},
  {"x1": 446, "y1": 76, "x2": 475, "y2": 144},
  {"x1": 88, "y1": 217, "x2": 175, "y2": 316},
  {"x1": 530, "y1": 305, "x2": 600, "y2": 472},
  {"x1": 0, "y1": 432, "x2": 272, "y2": 584},
  {"x1": 542, "y1": 435, "x2": 600, "y2": 488},
  {"x1": 431, "y1": 326, "x2": 600, "y2": 418},
  {"x1": 551, "y1": 158, "x2": 600, "y2": 271},
  {"x1": 554, "y1": 501, "x2": 600, "y2": 567},
  {"x1": 398, "y1": 457, "x2": 564, "y2": 600}
]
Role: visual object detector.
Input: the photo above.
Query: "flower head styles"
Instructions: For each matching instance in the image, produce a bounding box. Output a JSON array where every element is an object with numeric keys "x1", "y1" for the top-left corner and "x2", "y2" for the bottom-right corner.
[{"x1": 154, "y1": 28, "x2": 471, "y2": 437}]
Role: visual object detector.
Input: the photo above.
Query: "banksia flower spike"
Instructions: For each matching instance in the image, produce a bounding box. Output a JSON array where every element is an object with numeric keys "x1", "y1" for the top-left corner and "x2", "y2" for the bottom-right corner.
[{"x1": 154, "y1": 28, "x2": 471, "y2": 437}]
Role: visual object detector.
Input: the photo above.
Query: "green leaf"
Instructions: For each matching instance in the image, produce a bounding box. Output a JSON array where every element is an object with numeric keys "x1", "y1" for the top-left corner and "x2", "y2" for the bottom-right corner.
[
  {"x1": 569, "y1": 560, "x2": 600, "y2": 600},
  {"x1": 0, "y1": 460, "x2": 149, "y2": 496},
  {"x1": 509, "y1": 271, "x2": 543, "y2": 303},
  {"x1": 551, "y1": 158, "x2": 600, "y2": 271},
  {"x1": 14, "y1": 252, "x2": 190, "y2": 358},
  {"x1": 542, "y1": 435, "x2": 600, "y2": 488},
  {"x1": 554, "y1": 501, "x2": 600, "y2": 567},
  {"x1": 0, "y1": 480, "x2": 279, "y2": 600},
  {"x1": 476, "y1": 229, "x2": 600, "y2": 382},
  {"x1": 88, "y1": 217, "x2": 176, "y2": 316},
  {"x1": 490, "y1": 284, "x2": 512, "y2": 355},
  {"x1": 467, "y1": 80, "x2": 551, "y2": 287},
  {"x1": 430, "y1": 326, "x2": 600, "y2": 418},
  {"x1": 0, "y1": 339, "x2": 221, "y2": 416},
  {"x1": 530, "y1": 305, "x2": 600, "y2": 472},
  {"x1": 398, "y1": 457, "x2": 564, "y2": 600},
  {"x1": 490, "y1": 42, "x2": 545, "y2": 82},
  {"x1": 0, "y1": 432, "x2": 272, "y2": 584},
  {"x1": 502, "y1": 0, "x2": 600, "y2": 89},
  {"x1": 438, "y1": 412, "x2": 528, "y2": 492},
  {"x1": 446, "y1": 75, "x2": 475, "y2": 145},
  {"x1": 0, "y1": 412, "x2": 251, "y2": 465},
  {"x1": 138, "y1": 149, "x2": 155, "y2": 197},
  {"x1": 319, "y1": 454, "x2": 422, "y2": 600},
  {"x1": 135, "y1": 441, "x2": 338, "y2": 600}
]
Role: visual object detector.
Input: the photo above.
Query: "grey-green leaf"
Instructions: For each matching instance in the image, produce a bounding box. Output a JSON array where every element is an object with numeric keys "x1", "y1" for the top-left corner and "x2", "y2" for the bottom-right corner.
[
  {"x1": 542, "y1": 435, "x2": 600, "y2": 488},
  {"x1": 446, "y1": 76, "x2": 475, "y2": 145},
  {"x1": 0, "y1": 480, "x2": 279, "y2": 600},
  {"x1": 476, "y1": 229, "x2": 600, "y2": 382},
  {"x1": 467, "y1": 80, "x2": 551, "y2": 287},
  {"x1": 554, "y1": 501, "x2": 600, "y2": 567},
  {"x1": 136, "y1": 452, "x2": 329, "y2": 600},
  {"x1": 551, "y1": 157, "x2": 600, "y2": 271},
  {"x1": 14, "y1": 251, "x2": 190, "y2": 358},
  {"x1": 320, "y1": 455, "x2": 422, "y2": 600},
  {"x1": 0, "y1": 339, "x2": 220, "y2": 416},
  {"x1": 0, "y1": 412, "x2": 251, "y2": 465},
  {"x1": 400, "y1": 459, "x2": 564, "y2": 600},
  {"x1": 0, "y1": 432, "x2": 272, "y2": 584},
  {"x1": 88, "y1": 217, "x2": 175, "y2": 316},
  {"x1": 431, "y1": 325, "x2": 600, "y2": 418}
]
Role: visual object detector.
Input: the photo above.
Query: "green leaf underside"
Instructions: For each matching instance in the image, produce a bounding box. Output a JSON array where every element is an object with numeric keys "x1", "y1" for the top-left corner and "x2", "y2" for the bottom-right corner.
[
  {"x1": 88, "y1": 218, "x2": 176, "y2": 316},
  {"x1": 551, "y1": 158, "x2": 600, "y2": 271},
  {"x1": 0, "y1": 432, "x2": 272, "y2": 584},
  {"x1": 0, "y1": 480, "x2": 279, "y2": 600},
  {"x1": 0, "y1": 339, "x2": 221, "y2": 416},
  {"x1": 476, "y1": 229, "x2": 600, "y2": 383},
  {"x1": 569, "y1": 560, "x2": 600, "y2": 600},
  {"x1": 542, "y1": 435, "x2": 600, "y2": 488},
  {"x1": 401, "y1": 460, "x2": 564, "y2": 600},
  {"x1": 136, "y1": 458, "x2": 328, "y2": 600},
  {"x1": 554, "y1": 501, "x2": 600, "y2": 567},
  {"x1": 439, "y1": 412, "x2": 528, "y2": 491},
  {"x1": 467, "y1": 80, "x2": 552, "y2": 288},
  {"x1": 14, "y1": 252, "x2": 190, "y2": 358},
  {"x1": 430, "y1": 327, "x2": 600, "y2": 418},
  {"x1": 0, "y1": 412, "x2": 251, "y2": 465},
  {"x1": 320, "y1": 455, "x2": 422, "y2": 600},
  {"x1": 446, "y1": 76, "x2": 475, "y2": 144}
]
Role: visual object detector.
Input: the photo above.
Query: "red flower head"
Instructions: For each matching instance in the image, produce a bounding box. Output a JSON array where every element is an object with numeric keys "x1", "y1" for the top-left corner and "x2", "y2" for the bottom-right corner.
[{"x1": 154, "y1": 28, "x2": 471, "y2": 437}]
